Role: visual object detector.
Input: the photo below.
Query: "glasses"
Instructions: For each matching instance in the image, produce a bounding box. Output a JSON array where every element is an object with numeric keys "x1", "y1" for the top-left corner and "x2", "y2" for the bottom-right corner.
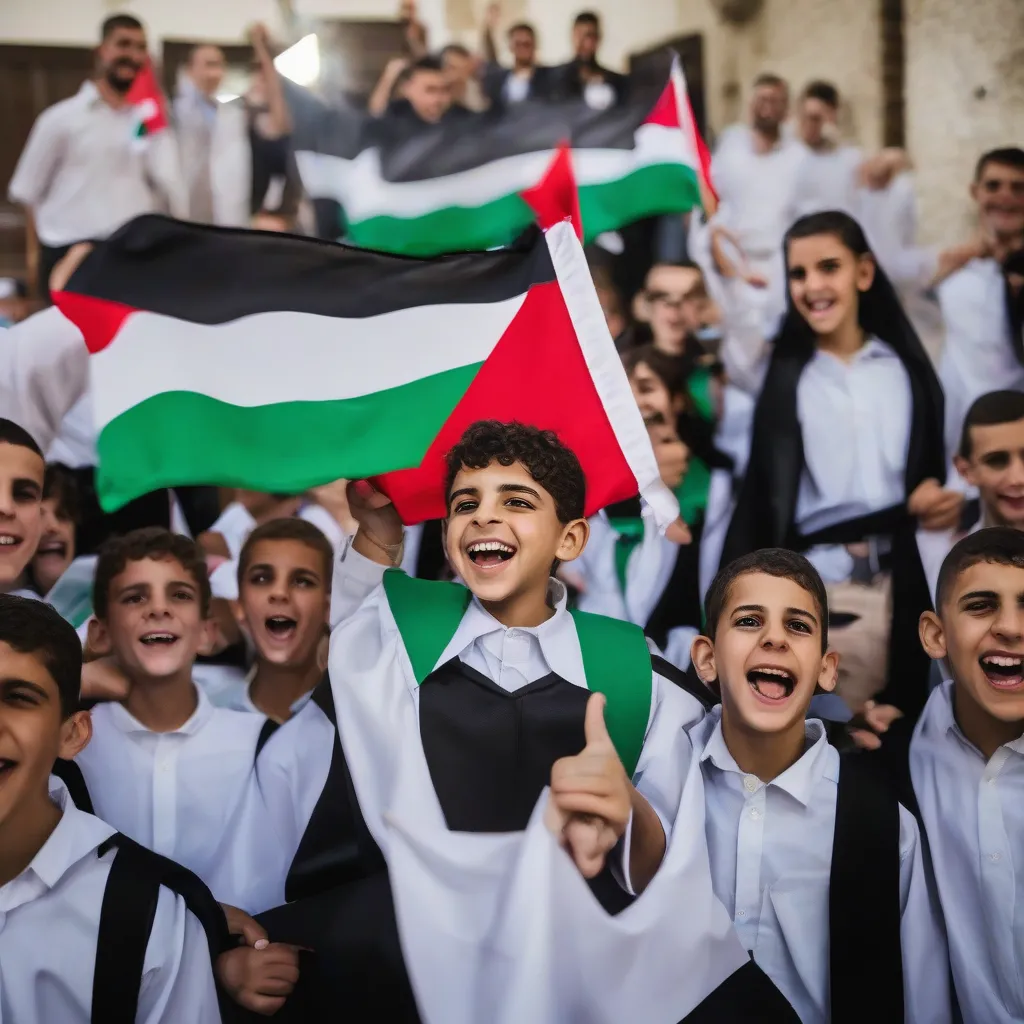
[{"x1": 646, "y1": 289, "x2": 707, "y2": 310}]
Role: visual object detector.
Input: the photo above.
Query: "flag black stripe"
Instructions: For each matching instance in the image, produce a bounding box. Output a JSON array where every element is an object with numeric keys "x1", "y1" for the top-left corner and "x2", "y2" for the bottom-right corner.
[{"x1": 67, "y1": 216, "x2": 556, "y2": 324}]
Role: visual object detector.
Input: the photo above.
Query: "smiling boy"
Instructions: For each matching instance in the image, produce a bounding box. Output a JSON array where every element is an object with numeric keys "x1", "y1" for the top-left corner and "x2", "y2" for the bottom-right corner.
[
  {"x1": 0, "y1": 418, "x2": 45, "y2": 596},
  {"x1": 690, "y1": 548, "x2": 950, "y2": 1024},
  {"x1": 913, "y1": 527, "x2": 1024, "y2": 1021},
  {"x1": 215, "y1": 420, "x2": 797, "y2": 1023},
  {"x1": 75, "y1": 527, "x2": 267, "y2": 890},
  {"x1": 0, "y1": 594, "x2": 224, "y2": 1023}
]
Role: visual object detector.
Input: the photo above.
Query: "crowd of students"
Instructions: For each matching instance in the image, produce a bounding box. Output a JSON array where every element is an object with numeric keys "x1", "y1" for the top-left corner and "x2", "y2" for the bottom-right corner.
[{"x1": 1, "y1": 8, "x2": 1024, "y2": 1020}]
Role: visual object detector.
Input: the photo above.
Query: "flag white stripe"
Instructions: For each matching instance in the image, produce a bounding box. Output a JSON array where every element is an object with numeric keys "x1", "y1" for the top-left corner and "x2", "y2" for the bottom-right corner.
[
  {"x1": 296, "y1": 123, "x2": 694, "y2": 222},
  {"x1": 544, "y1": 220, "x2": 679, "y2": 529},
  {"x1": 90, "y1": 296, "x2": 525, "y2": 428}
]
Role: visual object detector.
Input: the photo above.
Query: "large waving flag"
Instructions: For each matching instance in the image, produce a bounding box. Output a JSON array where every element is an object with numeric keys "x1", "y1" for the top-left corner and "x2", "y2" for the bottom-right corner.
[
  {"x1": 293, "y1": 54, "x2": 712, "y2": 256},
  {"x1": 52, "y1": 214, "x2": 677, "y2": 526}
]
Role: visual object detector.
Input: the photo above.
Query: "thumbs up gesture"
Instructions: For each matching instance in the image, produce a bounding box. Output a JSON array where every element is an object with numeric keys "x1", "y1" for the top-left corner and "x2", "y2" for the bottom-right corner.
[{"x1": 546, "y1": 693, "x2": 633, "y2": 879}]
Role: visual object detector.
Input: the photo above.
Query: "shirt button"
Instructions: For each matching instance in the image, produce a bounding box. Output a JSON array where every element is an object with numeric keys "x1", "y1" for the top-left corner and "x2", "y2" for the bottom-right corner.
[
  {"x1": 507, "y1": 629, "x2": 521, "y2": 639},
  {"x1": 750, "y1": 807, "x2": 762, "y2": 820},
  {"x1": 159, "y1": 761, "x2": 171, "y2": 773},
  {"x1": 736, "y1": 910, "x2": 746, "y2": 918},
  {"x1": 990, "y1": 852, "x2": 1002, "y2": 862},
  {"x1": 743, "y1": 776, "x2": 758, "y2": 793}
]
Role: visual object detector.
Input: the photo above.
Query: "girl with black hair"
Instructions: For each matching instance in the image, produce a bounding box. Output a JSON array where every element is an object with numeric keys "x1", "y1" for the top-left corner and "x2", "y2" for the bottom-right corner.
[{"x1": 719, "y1": 210, "x2": 961, "y2": 723}]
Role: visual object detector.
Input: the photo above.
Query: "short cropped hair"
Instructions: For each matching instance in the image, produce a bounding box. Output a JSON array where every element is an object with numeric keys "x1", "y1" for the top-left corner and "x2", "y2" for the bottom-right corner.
[
  {"x1": 238, "y1": 518, "x2": 335, "y2": 589},
  {"x1": 754, "y1": 72, "x2": 788, "y2": 92},
  {"x1": 574, "y1": 11, "x2": 600, "y2": 28},
  {"x1": 508, "y1": 22, "x2": 535, "y2": 38},
  {"x1": 440, "y1": 43, "x2": 471, "y2": 62},
  {"x1": 936, "y1": 527, "x2": 1024, "y2": 611},
  {"x1": 704, "y1": 548, "x2": 829, "y2": 652},
  {"x1": 409, "y1": 55, "x2": 444, "y2": 76},
  {"x1": 43, "y1": 463, "x2": 80, "y2": 524},
  {"x1": 101, "y1": 13, "x2": 144, "y2": 40},
  {"x1": 621, "y1": 344, "x2": 688, "y2": 400},
  {"x1": 0, "y1": 593, "x2": 83, "y2": 717},
  {"x1": 445, "y1": 421, "x2": 586, "y2": 524},
  {"x1": 0, "y1": 418, "x2": 43, "y2": 458},
  {"x1": 93, "y1": 528, "x2": 211, "y2": 621},
  {"x1": 958, "y1": 390, "x2": 1024, "y2": 459},
  {"x1": 975, "y1": 147, "x2": 1024, "y2": 182},
  {"x1": 802, "y1": 80, "x2": 840, "y2": 109}
]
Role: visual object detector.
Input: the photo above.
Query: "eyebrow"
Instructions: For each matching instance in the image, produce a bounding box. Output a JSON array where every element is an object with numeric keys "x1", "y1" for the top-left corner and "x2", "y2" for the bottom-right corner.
[
  {"x1": 13, "y1": 477, "x2": 42, "y2": 494},
  {"x1": 448, "y1": 483, "x2": 543, "y2": 504},
  {"x1": 249, "y1": 561, "x2": 321, "y2": 578},
  {"x1": 732, "y1": 603, "x2": 819, "y2": 626},
  {"x1": 0, "y1": 677, "x2": 51, "y2": 700},
  {"x1": 958, "y1": 590, "x2": 999, "y2": 604}
]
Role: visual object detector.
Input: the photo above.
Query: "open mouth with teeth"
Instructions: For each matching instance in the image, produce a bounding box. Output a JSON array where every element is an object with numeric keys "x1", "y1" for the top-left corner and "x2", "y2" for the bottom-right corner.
[
  {"x1": 804, "y1": 298, "x2": 837, "y2": 317},
  {"x1": 979, "y1": 652, "x2": 1024, "y2": 691},
  {"x1": 265, "y1": 615, "x2": 298, "y2": 640},
  {"x1": 0, "y1": 534, "x2": 23, "y2": 552},
  {"x1": 36, "y1": 537, "x2": 68, "y2": 559},
  {"x1": 746, "y1": 666, "x2": 796, "y2": 703},
  {"x1": 139, "y1": 632, "x2": 179, "y2": 647},
  {"x1": 466, "y1": 540, "x2": 517, "y2": 570}
]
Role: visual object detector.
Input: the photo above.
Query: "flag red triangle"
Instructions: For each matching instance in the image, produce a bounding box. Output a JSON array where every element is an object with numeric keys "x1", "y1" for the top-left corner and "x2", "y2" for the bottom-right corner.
[
  {"x1": 520, "y1": 143, "x2": 583, "y2": 240},
  {"x1": 126, "y1": 61, "x2": 169, "y2": 135}
]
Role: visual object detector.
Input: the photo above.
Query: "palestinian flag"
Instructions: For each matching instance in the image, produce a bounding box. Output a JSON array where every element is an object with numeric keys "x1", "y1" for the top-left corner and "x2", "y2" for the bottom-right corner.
[
  {"x1": 292, "y1": 55, "x2": 713, "y2": 256},
  {"x1": 52, "y1": 214, "x2": 677, "y2": 526},
  {"x1": 126, "y1": 61, "x2": 168, "y2": 141}
]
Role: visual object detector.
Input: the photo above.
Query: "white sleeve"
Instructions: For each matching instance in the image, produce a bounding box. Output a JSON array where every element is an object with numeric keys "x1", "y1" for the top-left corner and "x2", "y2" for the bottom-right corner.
[
  {"x1": 211, "y1": 104, "x2": 252, "y2": 228},
  {"x1": 146, "y1": 129, "x2": 189, "y2": 220},
  {"x1": 330, "y1": 541, "x2": 389, "y2": 628},
  {"x1": 209, "y1": 701, "x2": 335, "y2": 912},
  {"x1": 8, "y1": 107, "x2": 64, "y2": 208},
  {"x1": 206, "y1": 502, "x2": 256, "y2": 560},
  {"x1": 0, "y1": 307, "x2": 88, "y2": 451},
  {"x1": 715, "y1": 276, "x2": 773, "y2": 396},
  {"x1": 897, "y1": 805, "x2": 953, "y2": 1024},
  {"x1": 136, "y1": 888, "x2": 222, "y2": 1024}
]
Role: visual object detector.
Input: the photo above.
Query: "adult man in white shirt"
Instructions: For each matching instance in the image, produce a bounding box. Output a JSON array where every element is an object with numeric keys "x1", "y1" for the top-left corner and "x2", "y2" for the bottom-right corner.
[
  {"x1": 710, "y1": 73, "x2": 805, "y2": 292},
  {"x1": 939, "y1": 147, "x2": 1024, "y2": 460},
  {"x1": 173, "y1": 44, "x2": 252, "y2": 228},
  {"x1": 7, "y1": 14, "x2": 186, "y2": 301}
]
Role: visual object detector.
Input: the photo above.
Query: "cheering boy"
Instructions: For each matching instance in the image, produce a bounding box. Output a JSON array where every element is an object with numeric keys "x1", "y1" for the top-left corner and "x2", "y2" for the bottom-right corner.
[
  {"x1": 915, "y1": 527, "x2": 1024, "y2": 1021},
  {"x1": 689, "y1": 548, "x2": 950, "y2": 1023},
  {"x1": 75, "y1": 527, "x2": 268, "y2": 889},
  {"x1": 0, "y1": 418, "x2": 45, "y2": 596},
  {"x1": 0, "y1": 594, "x2": 224, "y2": 1022},
  {"x1": 217, "y1": 420, "x2": 798, "y2": 1023}
]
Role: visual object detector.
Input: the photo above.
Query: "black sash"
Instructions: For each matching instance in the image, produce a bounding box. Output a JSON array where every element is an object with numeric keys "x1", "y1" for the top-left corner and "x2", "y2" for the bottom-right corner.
[
  {"x1": 795, "y1": 503, "x2": 935, "y2": 722},
  {"x1": 829, "y1": 754, "x2": 905, "y2": 1024},
  {"x1": 93, "y1": 833, "x2": 232, "y2": 1023}
]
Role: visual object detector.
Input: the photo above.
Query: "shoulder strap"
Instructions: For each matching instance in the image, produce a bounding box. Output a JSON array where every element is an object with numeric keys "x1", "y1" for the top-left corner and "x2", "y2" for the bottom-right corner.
[
  {"x1": 93, "y1": 834, "x2": 232, "y2": 1024},
  {"x1": 256, "y1": 716, "x2": 280, "y2": 758},
  {"x1": 570, "y1": 609, "x2": 652, "y2": 778},
  {"x1": 650, "y1": 655, "x2": 718, "y2": 711},
  {"x1": 51, "y1": 758, "x2": 94, "y2": 815},
  {"x1": 829, "y1": 754, "x2": 904, "y2": 1024},
  {"x1": 382, "y1": 569, "x2": 472, "y2": 684}
]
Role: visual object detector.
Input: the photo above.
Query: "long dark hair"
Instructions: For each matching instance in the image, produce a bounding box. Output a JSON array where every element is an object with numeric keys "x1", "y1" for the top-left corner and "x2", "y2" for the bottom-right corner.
[{"x1": 779, "y1": 210, "x2": 910, "y2": 356}]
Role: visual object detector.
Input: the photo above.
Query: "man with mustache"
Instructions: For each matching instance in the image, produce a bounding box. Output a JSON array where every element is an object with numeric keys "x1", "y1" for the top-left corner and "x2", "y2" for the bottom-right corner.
[{"x1": 8, "y1": 13, "x2": 186, "y2": 303}]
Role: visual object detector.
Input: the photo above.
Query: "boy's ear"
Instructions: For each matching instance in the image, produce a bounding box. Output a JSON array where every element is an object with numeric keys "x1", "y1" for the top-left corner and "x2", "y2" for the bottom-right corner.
[
  {"x1": 59, "y1": 709, "x2": 93, "y2": 760},
  {"x1": 953, "y1": 453, "x2": 975, "y2": 486},
  {"x1": 86, "y1": 617, "x2": 113, "y2": 658},
  {"x1": 633, "y1": 289, "x2": 652, "y2": 324},
  {"x1": 197, "y1": 616, "x2": 219, "y2": 658},
  {"x1": 555, "y1": 518, "x2": 590, "y2": 564},
  {"x1": 690, "y1": 634, "x2": 717, "y2": 686},
  {"x1": 230, "y1": 598, "x2": 248, "y2": 635},
  {"x1": 817, "y1": 649, "x2": 840, "y2": 694},
  {"x1": 919, "y1": 610, "x2": 947, "y2": 661}
]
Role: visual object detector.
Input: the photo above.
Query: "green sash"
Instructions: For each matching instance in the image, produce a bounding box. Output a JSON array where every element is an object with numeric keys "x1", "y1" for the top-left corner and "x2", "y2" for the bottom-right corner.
[
  {"x1": 381, "y1": 569, "x2": 652, "y2": 776},
  {"x1": 607, "y1": 516, "x2": 645, "y2": 596}
]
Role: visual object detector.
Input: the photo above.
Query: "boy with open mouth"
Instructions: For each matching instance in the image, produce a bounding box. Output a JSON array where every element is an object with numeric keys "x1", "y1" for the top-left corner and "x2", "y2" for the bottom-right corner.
[
  {"x1": 212, "y1": 420, "x2": 800, "y2": 1023},
  {"x1": 913, "y1": 527, "x2": 1024, "y2": 1022},
  {"x1": 690, "y1": 548, "x2": 950, "y2": 1024},
  {"x1": 0, "y1": 419, "x2": 45, "y2": 600}
]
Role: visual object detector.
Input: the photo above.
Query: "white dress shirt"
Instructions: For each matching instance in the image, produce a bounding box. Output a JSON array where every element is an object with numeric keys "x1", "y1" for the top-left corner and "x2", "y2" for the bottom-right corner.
[
  {"x1": 911, "y1": 680, "x2": 1024, "y2": 1023},
  {"x1": 574, "y1": 510, "x2": 697, "y2": 668},
  {"x1": 8, "y1": 81, "x2": 186, "y2": 247},
  {"x1": 76, "y1": 684, "x2": 266, "y2": 890},
  {"x1": 938, "y1": 259, "x2": 1024, "y2": 461},
  {"x1": 0, "y1": 306, "x2": 88, "y2": 453},
  {"x1": 692, "y1": 709, "x2": 950, "y2": 1024},
  {"x1": 789, "y1": 143, "x2": 864, "y2": 219},
  {"x1": 0, "y1": 778, "x2": 220, "y2": 1024}
]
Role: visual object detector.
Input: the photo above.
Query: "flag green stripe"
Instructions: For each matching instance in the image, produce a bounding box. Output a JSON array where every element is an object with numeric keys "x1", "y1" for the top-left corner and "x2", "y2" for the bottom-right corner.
[
  {"x1": 346, "y1": 163, "x2": 701, "y2": 257},
  {"x1": 95, "y1": 361, "x2": 484, "y2": 511}
]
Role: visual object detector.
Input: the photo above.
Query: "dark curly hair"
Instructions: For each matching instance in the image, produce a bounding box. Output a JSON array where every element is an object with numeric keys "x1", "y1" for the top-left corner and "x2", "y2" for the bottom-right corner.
[
  {"x1": 93, "y1": 527, "x2": 212, "y2": 621},
  {"x1": 444, "y1": 421, "x2": 586, "y2": 524}
]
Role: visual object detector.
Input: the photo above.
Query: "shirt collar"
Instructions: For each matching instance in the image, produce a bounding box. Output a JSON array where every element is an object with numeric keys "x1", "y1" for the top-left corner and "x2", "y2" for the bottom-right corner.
[
  {"x1": 107, "y1": 682, "x2": 215, "y2": 736},
  {"x1": 14, "y1": 777, "x2": 116, "y2": 893},
  {"x1": 699, "y1": 707, "x2": 835, "y2": 807},
  {"x1": 434, "y1": 578, "x2": 587, "y2": 689}
]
